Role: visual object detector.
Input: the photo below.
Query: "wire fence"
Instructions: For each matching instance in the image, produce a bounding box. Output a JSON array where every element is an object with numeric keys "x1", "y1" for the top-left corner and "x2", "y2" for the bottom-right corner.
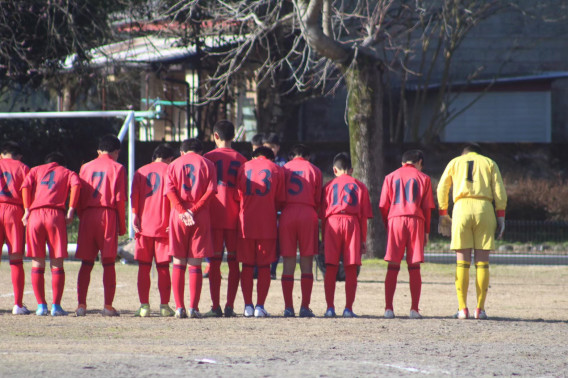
[{"x1": 426, "y1": 220, "x2": 568, "y2": 265}]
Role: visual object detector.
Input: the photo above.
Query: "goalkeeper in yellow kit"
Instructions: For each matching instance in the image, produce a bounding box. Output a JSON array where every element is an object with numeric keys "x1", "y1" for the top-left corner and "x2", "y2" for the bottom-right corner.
[{"x1": 437, "y1": 143, "x2": 507, "y2": 320}]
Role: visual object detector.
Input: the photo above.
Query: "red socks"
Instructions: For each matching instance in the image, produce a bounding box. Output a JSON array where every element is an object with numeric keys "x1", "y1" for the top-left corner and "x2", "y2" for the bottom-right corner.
[
  {"x1": 172, "y1": 264, "x2": 186, "y2": 309},
  {"x1": 31, "y1": 267, "x2": 46, "y2": 305},
  {"x1": 385, "y1": 264, "x2": 400, "y2": 310},
  {"x1": 188, "y1": 266, "x2": 202, "y2": 310},
  {"x1": 225, "y1": 254, "x2": 240, "y2": 309},
  {"x1": 10, "y1": 259, "x2": 25, "y2": 306},
  {"x1": 156, "y1": 262, "x2": 171, "y2": 305},
  {"x1": 408, "y1": 263, "x2": 422, "y2": 311},
  {"x1": 240, "y1": 264, "x2": 254, "y2": 305},
  {"x1": 137, "y1": 262, "x2": 152, "y2": 304},
  {"x1": 77, "y1": 260, "x2": 94, "y2": 305},
  {"x1": 344, "y1": 265, "x2": 358, "y2": 311},
  {"x1": 208, "y1": 257, "x2": 222, "y2": 309},
  {"x1": 51, "y1": 267, "x2": 65, "y2": 305},
  {"x1": 256, "y1": 265, "x2": 271, "y2": 306},
  {"x1": 300, "y1": 273, "x2": 313, "y2": 309},
  {"x1": 281, "y1": 274, "x2": 294, "y2": 309},
  {"x1": 324, "y1": 264, "x2": 338, "y2": 309},
  {"x1": 102, "y1": 259, "x2": 116, "y2": 307}
]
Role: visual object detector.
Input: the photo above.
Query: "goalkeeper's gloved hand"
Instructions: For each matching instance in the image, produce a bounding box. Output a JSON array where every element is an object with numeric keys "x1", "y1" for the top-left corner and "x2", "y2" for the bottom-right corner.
[
  {"x1": 438, "y1": 214, "x2": 452, "y2": 237},
  {"x1": 496, "y1": 217, "x2": 505, "y2": 239}
]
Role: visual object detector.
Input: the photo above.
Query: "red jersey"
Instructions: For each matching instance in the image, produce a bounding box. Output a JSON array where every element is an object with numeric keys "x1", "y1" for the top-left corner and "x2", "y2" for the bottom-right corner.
[
  {"x1": 0, "y1": 158, "x2": 29, "y2": 206},
  {"x1": 203, "y1": 147, "x2": 247, "y2": 229},
  {"x1": 21, "y1": 162, "x2": 80, "y2": 210},
  {"x1": 78, "y1": 154, "x2": 127, "y2": 210},
  {"x1": 321, "y1": 174, "x2": 373, "y2": 220},
  {"x1": 282, "y1": 157, "x2": 322, "y2": 209},
  {"x1": 165, "y1": 152, "x2": 217, "y2": 208},
  {"x1": 236, "y1": 156, "x2": 286, "y2": 239},
  {"x1": 131, "y1": 161, "x2": 170, "y2": 238},
  {"x1": 379, "y1": 164, "x2": 435, "y2": 233}
]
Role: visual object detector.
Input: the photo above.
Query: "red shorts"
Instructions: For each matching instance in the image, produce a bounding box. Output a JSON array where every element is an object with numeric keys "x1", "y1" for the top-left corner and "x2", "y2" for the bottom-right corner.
[
  {"x1": 135, "y1": 234, "x2": 170, "y2": 264},
  {"x1": 0, "y1": 203, "x2": 25, "y2": 255},
  {"x1": 385, "y1": 216, "x2": 425, "y2": 264},
  {"x1": 169, "y1": 209, "x2": 213, "y2": 259},
  {"x1": 324, "y1": 215, "x2": 361, "y2": 266},
  {"x1": 211, "y1": 228, "x2": 238, "y2": 255},
  {"x1": 237, "y1": 237, "x2": 276, "y2": 266},
  {"x1": 75, "y1": 207, "x2": 118, "y2": 261},
  {"x1": 279, "y1": 204, "x2": 318, "y2": 257},
  {"x1": 26, "y1": 208, "x2": 68, "y2": 259}
]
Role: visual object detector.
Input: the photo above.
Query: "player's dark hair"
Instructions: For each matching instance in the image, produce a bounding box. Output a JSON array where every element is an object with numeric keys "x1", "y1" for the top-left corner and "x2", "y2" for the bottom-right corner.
[
  {"x1": 463, "y1": 143, "x2": 482, "y2": 154},
  {"x1": 180, "y1": 138, "x2": 203, "y2": 153},
  {"x1": 152, "y1": 143, "x2": 175, "y2": 161},
  {"x1": 252, "y1": 146, "x2": 275, "y2": 160},
  {"x1": 401, "y1": 150, "x2": 424, "y2": 165},
  {"x1": 263, "y1": 132, "x2": 280, "y2": 146},
  {"x1": 213, "y1": 120, "x2": 235, "y2": 141},
  {"x1": 289, "y1": 144, "x2": 310, "y2": 159},
  {"x1": 98, "y1": 134, "x2": 121, "y2": 153},
  {"x1": 251, "y1": 133, "x2": 264, "y2": 147},
  {"x1": 0, "y1": 141, "x2": 22, "y2": 156},
  {"x1": 45, "y1": 152, "x2": 66, "y2": 166},
  {"x1": 333, "y1": 152, "x2": 351, "y2": 171}
]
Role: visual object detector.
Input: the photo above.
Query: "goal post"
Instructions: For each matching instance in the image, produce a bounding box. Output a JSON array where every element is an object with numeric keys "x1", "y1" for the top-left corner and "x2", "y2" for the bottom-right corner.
[{"x1": 0, "y1": 109, "x2": 155, "y2": 240}]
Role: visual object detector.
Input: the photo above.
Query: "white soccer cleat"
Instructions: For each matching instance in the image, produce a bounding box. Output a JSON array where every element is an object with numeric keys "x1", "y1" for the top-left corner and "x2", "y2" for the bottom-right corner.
[
  {"x1": 474, "y1": 308, "x2": 488, "y2": 320},
  {"x1": 12, "y1": 304, "x2": 31, "y2": 315},
  {"x1": 409, "y1": 309, "x2": 423, "y2": 319},
  {"x1": 243, "y1": 305, "x2": 254, "y2": 317},
  {"x1": 384, "y1": 309, "x2": 395, "y2": 319},
  {"x1": 254, "y1": 305, "x2": 270, "y2": 318},
  {"x1": 453, "y1": 308, "x2": 469, "y2": 319}
]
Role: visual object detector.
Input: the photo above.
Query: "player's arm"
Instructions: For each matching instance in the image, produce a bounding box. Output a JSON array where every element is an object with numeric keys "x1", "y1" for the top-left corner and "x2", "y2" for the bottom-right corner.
[
  {"x1": 437, "y1": 162, "x2": 454, "y2": 237},
  {"x1": 188, "y1": 160, "x2": 217, "y2": 217},
  {"x1": 131, "y1": 173, "x2": 141, "y2": 233},
  {"x1": 492, "y1": 163, "x2": 507, "y2": 238},
  {"x1": 378, "y1": 176, "x2": 391, "y2": 228},
  {"x1": 67, "y1": 184, "x2": 80, "y2": 225},
  {"x1": 21, "y1": 186, "x2": 31, "y2": 226}
]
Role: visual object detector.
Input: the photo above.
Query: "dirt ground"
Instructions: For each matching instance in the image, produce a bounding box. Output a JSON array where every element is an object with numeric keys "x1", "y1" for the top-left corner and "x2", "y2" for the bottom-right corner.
[{"x1": 0, "y1": 260, "x2": 566, "y2": 377}]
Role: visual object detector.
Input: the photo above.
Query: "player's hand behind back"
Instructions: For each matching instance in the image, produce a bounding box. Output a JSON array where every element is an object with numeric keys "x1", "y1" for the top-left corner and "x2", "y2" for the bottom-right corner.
[{"x1": 438, "y1": 215, "x2": 452, "y2": 237}]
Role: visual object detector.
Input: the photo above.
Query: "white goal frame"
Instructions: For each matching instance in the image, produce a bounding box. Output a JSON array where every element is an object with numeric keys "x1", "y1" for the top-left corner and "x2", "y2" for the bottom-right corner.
[{"x1": 0, "y1": 110, "x2": 155, "y2": 241}]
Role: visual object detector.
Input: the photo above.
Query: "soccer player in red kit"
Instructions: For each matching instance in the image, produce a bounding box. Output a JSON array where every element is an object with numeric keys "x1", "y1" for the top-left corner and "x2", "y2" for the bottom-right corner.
[
  {"x1": 379, "y1": 150, "x2": 435, "y2": 319},
  {"x1": 21, "y1": 152, "x2": 80, "y2": 316},
  {"x1": 321, "y1": 153, "x2": 373, "y2": 318},
  {"x1": 75, "y1": 135, "x2": 126, "y2": 317},
  {"x1": 165, "y1": 138, "x2": 216, "y2": 319},
  {"x1": 0, "y1": 141, "x2": 30, "y2": 315},
  {"x1": 279, "y1": 144, "x2": 322, "y2": 318},
  {"x1": 236, "y1": 146, "x2": 285, "y2": 317},
  {"x1": 131, "y1": 144, "x2": 175, "y2": 317},
  {"x1": 203, "y1": 120, "x2": 247, "y2": 317}
]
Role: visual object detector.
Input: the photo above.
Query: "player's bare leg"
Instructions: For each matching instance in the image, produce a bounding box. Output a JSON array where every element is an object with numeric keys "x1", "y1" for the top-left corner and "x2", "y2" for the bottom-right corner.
[
  {"x1": 454, "y1": 249, "x2": 472, "y2": 319},
  {"x1": 187, "y1": 257, "x2": 203, "y2": 318},
  {"x1": 299, "y1": 256, "x2": 315, "y2": 317},
  {"x1": 50, "y1": 258, "x2": 67, "y2": 316},
  {"x1": 9, "y1": 252, "x2": 29, "y2": 315},
  {"x1": 31, "y1": 257, "x2": 48, "y2": 315},
  {"x1": 172, "y1": 257, "x2": 188, "y2": 318},
  {"x1": 474, "y1": 249, "x2": 490, "y2": 319},
  {"x1": 76, "y1": 259, "x2": 95, "y2": 316},
  {"x1": 384, "y1": 262, "x2": 400, "y2": 318},
  {"x1": 281, "y1": 256, "x2": 296, "y2": 317}
]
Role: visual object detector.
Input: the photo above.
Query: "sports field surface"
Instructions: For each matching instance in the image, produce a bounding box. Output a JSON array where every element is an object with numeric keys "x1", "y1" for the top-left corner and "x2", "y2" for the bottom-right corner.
[{"x1": 0, "y1": 260, "x2": 566, "y2": 376}]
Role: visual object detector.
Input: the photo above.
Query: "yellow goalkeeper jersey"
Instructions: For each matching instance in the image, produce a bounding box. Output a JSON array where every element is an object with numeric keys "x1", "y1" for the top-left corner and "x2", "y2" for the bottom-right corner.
[{"x1": 437, "y1": 152, "x2": 507, "y2": 214}]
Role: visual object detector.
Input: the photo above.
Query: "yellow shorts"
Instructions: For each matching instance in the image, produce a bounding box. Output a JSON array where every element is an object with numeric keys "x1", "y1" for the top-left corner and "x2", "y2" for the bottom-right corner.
[{"x1": 450, "y1": 198, "x2": 496, "y2": 250}]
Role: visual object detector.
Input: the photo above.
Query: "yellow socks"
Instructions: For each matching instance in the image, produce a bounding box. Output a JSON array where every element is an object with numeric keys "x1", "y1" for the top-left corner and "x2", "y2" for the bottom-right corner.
[
  {"x1": 455, "y1": 260, "x2": 470, "y2": 310},
  {"x1": 475, "y1": 261, "x2": 489, "y2": 310}
]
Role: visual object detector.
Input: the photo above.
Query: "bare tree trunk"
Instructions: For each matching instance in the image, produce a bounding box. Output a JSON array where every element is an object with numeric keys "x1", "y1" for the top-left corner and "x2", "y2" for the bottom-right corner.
[{"x1": 343, "y1": 55, "x2": 386, "y2": 258}]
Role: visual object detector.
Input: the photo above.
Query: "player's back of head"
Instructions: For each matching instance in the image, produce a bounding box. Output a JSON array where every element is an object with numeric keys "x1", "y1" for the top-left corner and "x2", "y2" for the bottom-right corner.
[
  {"x1": 401, "y1": 149, "x2": 424, "y2": 165},
  {"x1": 180, "y1": 138, "x2": 203, "y2": 154},
  {"x1": 289, "y1": 144, "x2": 310, "y2": 159},
  {"x1": 462, "y1": 143, "x2": 482, "y2": 155},
  {"x1": 251, "y1": 133, "x2": 264, "y2": 148},
  {"x1": 333, "y1": 152, "x2": 351, "y2": 171},
  {"x1": 252, "y1": 146, "x2": 275, "y2": 161},
  {"x1": 45, "y1": 152, "x2": 66, "y2": 166},
  {"x1": 1, "y1": 141, "x2": 22, "y2": 156},
  {"x1": 152, "y1": 143, "x2": 175, "y2": 161},
  {"x1": 213, "y1": 120, "x2": 235, "y2": 141},
  {"x1": 263, "y1": 132, "x2": 280, "y2": 146},
  {"x1": 98, "y1": 134, "x2": 121, "y2": 153}
]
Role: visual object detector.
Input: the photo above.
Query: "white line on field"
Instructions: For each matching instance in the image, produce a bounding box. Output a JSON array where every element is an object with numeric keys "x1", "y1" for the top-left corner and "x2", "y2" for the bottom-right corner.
[
  {"x1": 380, "y1": 363, "x2": 435, "y2": 374},
  {"x1": 0, "y1": 284, "x2": 126, "y2": 298}
]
